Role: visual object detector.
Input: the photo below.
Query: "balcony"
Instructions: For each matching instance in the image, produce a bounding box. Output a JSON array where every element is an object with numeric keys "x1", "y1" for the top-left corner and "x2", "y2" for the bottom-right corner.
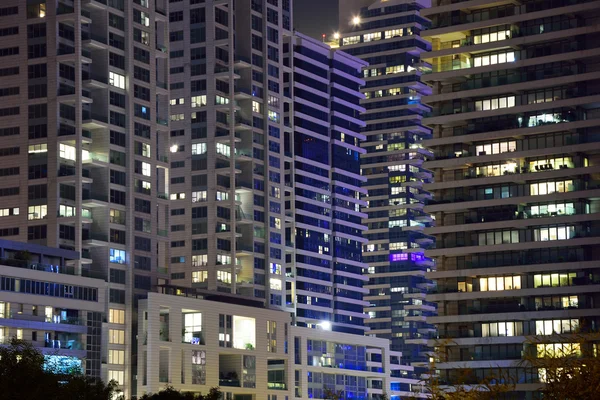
[{"x1": 0, "y1": 258, "x2": 79, "y2": 277}]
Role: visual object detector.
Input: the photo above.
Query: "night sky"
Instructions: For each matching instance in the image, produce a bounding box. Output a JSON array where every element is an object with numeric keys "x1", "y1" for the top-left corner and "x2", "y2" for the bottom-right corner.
[{"x1": 294, "y1": 0, "x2": 339, "y2": 40}]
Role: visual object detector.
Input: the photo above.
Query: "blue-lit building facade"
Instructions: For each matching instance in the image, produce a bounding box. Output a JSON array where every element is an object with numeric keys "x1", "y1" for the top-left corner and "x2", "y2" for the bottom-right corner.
[
  {"x1": 336, "y1": 0, "x2": 437, "y2": 370},
  {"x1": 286, "y1": 32, "x2": 370, "y2": 335}
]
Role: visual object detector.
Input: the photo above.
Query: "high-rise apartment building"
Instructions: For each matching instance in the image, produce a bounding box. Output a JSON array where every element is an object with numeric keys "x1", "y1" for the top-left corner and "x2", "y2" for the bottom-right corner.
[
  {"x1": 166, "y1": 0, "x2": 295, "y2": 313},
  {"x1": 167, "y1": 0, "x2": 371, "y2": 334},
  {"x1": 335, "y1": 0, "x2": 437, "y2": 367},
  {"x1": 421, "y1": 0, "x2": 600, "y2": 396},
  {"x1": 287, "y1": 32, "x2": 369, "y2": 334},
  {"x1": 0, "y1": 0, "x2": 170, "y2": 396}
]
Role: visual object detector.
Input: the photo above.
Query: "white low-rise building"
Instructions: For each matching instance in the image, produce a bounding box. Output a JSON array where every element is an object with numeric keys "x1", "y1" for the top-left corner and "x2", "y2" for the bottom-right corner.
[
  {"x1": 138, "y1": 287, "x2": 421, "y2": 400},
  {"x1": 0, "y1": 240, "x2": 106, "y2": 377}
]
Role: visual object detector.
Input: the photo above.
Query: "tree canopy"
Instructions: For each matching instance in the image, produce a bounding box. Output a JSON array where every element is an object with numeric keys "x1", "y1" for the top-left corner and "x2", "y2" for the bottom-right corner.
[
  {"x1": 0, "y1": 339, "x2": 117, "y2": 400},
  {"x1": 139, "y1": 386, "x2": 221, "y2": 400}
]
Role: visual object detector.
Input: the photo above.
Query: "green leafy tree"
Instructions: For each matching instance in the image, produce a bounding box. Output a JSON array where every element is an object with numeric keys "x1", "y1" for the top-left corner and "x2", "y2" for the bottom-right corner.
[
  {"x1": 410, "y1": 339, "x2": 515, "y2": 400},
  {"x1": 522, "y1": 332, "x2": 600, "y2": 400},
  {"x1": 0, "y1": 338, "x2": 116, "y2": 400},
  {"x1": 139, "y1": 386, "x2": 221, "y2": 400},
  {"x1": 323, "y1": 388, "x2": 343, "y2": 400}
]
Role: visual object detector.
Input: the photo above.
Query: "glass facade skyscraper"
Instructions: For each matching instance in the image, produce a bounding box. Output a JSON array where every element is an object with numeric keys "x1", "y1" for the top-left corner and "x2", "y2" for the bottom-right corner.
[{"x1": 288, "y1": 32, "x2": 368, "y2": 334}]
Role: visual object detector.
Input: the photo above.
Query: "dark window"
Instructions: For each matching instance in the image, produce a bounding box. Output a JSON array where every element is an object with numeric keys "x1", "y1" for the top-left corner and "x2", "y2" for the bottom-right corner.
[
  {"x1": 27, "y1": 225, "x2": 47, "y2": 240},
  {"x1": 110, "y1": 269, "x2": 126, "y2": 284},
  {"x1": 28, "y1": 184, "x2": 46, "y2": 200},
  {"x1": 110, "y1": 130, "x2": 126, "y2": 147},
  {"x1": 134, "y1": 46, "x2": 150, "y2": 63},
  {"x1": 27, "y1": 23, "x2": 45, "y2": 38},
  {"x1": 109, "y1": 289, "x2": 125, "y2": 304},
  {"x1": 134, "y1": 66, "x2": 150, "y2": 82},
  {"x1": 0, "y1": 47, "x2": 19, "y2": 57},
  {"x1": 109, "y1": 91, "x2": 126, "y2": 108},
  {"x1": 134, "y1": 84, "x2": 150, "y2": 101},
  {"x1": 134, "y1": 122, "x2": 151, "y2": 139},
  {"x1": 110, "y1": 189, "x2": 126, "y2": 205},
  {"x1": 28, "y1": 104, "x2": 45, "y2": 119},
  {"x1": 109, "y1": 52, "x2": 125, "y2": 69},
  {"x1": 110, "y1": 229, "x2": 126, "y2": 244},
  {"x1": 28, "y1": 63, "x2": 47, "y2": 78},
  {"x1": 109, "y1": 32, "x2": 124, "y2": 49},
  {"x1": 109, "y1": 13, "x2": 124, "y2": 30},
  {"x1": 28, "y1": 43, "x2": 46, "y2": 59},
  {"x1": 134, "y1": 275, "x2": 151, "y2": 290}
]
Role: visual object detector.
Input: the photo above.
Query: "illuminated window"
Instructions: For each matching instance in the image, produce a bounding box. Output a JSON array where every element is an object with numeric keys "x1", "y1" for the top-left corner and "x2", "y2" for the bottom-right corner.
[
  {"x1": 170, "y1": 98, "x2": 185, "y2": 105},
  {"x1": 533, "y1": 273, "x2": 576, "y2": 288},
  {"x1": 183, "y1": 313, "x2": 203, "y2": 344},
  {"x1": 170, "y1": 192, "x2": 186, "y2": 200},
  {"x1": 252, "y1": 101, "x2": 262, "y2": 113},
  {"x1": 479, "y1": 276, "x2": 521, "y2": 291},
  {"x1": 192, "y1": 271, "x2": 208, "y2": 283},
  {"x1": 530, "y1": 180, "x2": 573, "y2": 196},
  {"x1": 0, "y1": 208, "x2": 19, "y2": 217},
  {"x1": 475, "y1": 96, "x2": 515, "y2": 111},
  {"x1": 109, "y1": 309, "x2": 125, "y2": 324},
  {"x1": 535, "y1": 319, "x2": 579, "y2": 335},
  {"x1": 137, "y1": 11, "x2": 150, "y2": 26},
  {"x1": 233, "y1": 316, "x2": 256, "y2": 349},
  {"x1": 537, "y1": 343, "x2": 580, "y2": 358},
  {"x1": 141, "y1": 162, "x2": 151, "y2": 176},
  {"x1": 475, "y1": 162, "x2": 518, "y2": 177},
  {"x1": 342, "y1": 35, "x2": 360, "y2": 45},
  {"x1": 530, "y1": 202, "x2": 575, "y2": 217},
  {"x1": 216, "y1": 191, "x2": 229, "y2": 201},
  {"x1": 533, "y1": 225, "x2": 575, "y2": 241},
  {"x1": 384, "y1": 29, "x2": 403, "y2": 39},
  {"x1": 28, "y1": 143, "x2": 47, "y2": 154},
  {"x1": 191, "y1": 95, "x2": 207, "y2": 108},
  {"x1": 28, "y1": 205, "x2": 47, "y2": 220},
  {"x1": 191, "y1": 143, "x2": 207, "y2": 155},
  {"x1": 108, "y1": 370, "x2": 124, "y2": 385},
  {"x1": 109, "y1": 249, "x2": 126, "y2": 264},
  {"x1": 217, "y1": 254, "x2": 231, "y2": 265},
  {"x1": 59, "y1": 205, "x2": 76, "y2": 217},
  {"x1": 473, "y1": 28, "x2": 511, "y2": 44},
  {"x1": 108, "y1": 350, "x2": 125, "y2": 365},
  {"x1": 476, "y1": 140, "x2": 516, "y2": 155},
  {"x1": 109, "y1": 329, "x2": 125, "y2": 344},
  {"x1": 363, "y1": 32, "x2": 381, "y2": 42},
  {"x1": 216, "y1": 143, "x2": 230, "y2": 157},
  {"x1": 270, "y1": 278, "x2": 282, "y2": 291},
  {"x1": 170, "y1": 113, "x2": 184, "y2": 121},
  {"x1": 481, "y1": 321, "x2": 521, "y2": 337},
  {"x1": 215, "y1": 95, "x2": 230, "y2": 105},
  {"x1": 385, "y1": 65, "x2": 404, "y2": 74},
  {"x1": 268, "y1": 95, "x2": 279, "y2": 108},
  {"x1": 27, "y1": 3, "x2": 46, "y2": 18},
  {"x1": 192, "y1": 255, "x2": 208, "y2": 267},
  {"x1": 529, "y1": 156, "x2": 574, "y2": 171},
  {"x1": 109, "y1": 72, "x2": 125, "y2": 89},
  {"x1": 473, "y1": 51, "x2": 515, "y2": 67},
  {"x1": 59, "y1": 144, "x2": 76, "y2": 161},
  {"x1": 217, "y1": 270, "x2": 231, "y2": 283},
  {"x1": 268, "y1": 110, "x2": 279, "y2": 122},
  {"x1": 192, "y1": 191, "x2": 207, "y2": 203}
]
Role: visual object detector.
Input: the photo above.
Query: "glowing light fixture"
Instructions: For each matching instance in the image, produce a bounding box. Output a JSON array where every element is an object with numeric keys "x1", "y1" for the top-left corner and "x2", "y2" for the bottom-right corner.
[
  {"x1": 319, "y1": 321, "x2": 332, "y2": 331},
  {"x1": 170, "y1": 144, "x2": 178, "y2": 153},
  {"x1": 352, "y1": 16, "x2": 361, "y2": 25}
]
